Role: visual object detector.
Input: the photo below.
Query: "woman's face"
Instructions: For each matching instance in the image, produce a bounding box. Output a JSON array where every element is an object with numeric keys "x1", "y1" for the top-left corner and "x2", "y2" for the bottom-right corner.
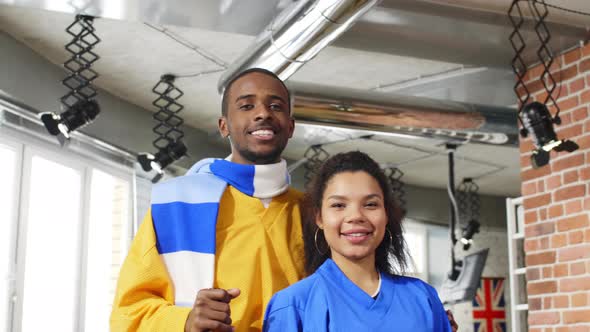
[{"x1": 317, "y1": 171, "x2": 387, "y2": 264}]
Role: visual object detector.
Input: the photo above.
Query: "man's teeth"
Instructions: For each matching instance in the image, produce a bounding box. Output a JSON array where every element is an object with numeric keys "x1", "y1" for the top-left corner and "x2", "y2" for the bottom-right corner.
[{"x1": 251, "y1": 130, "x2": 274, "y2": 136}]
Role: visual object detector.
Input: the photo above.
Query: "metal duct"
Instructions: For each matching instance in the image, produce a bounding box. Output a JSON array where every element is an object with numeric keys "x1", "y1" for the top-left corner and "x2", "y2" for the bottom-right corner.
[
  {"x1": 216, "y1": 0, "x2": 380, "y2": 92},
  {"x1": 289, "y1": 83, "x2": 519, "y2": 146}
]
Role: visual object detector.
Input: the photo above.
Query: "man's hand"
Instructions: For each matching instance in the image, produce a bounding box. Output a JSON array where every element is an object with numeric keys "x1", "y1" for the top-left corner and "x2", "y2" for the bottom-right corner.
[
  {"x1": 446, "y1": 309, "x2": 458, "y2": 332},
  {"x1": 185, "y1": 288, "x2": 241, "y2": 332}
]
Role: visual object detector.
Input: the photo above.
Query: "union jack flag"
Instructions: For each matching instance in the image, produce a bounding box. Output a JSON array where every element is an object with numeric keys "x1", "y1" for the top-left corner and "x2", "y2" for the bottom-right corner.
[{"x1": 473, "y1": 277, "x2": 506, "y2": 332}]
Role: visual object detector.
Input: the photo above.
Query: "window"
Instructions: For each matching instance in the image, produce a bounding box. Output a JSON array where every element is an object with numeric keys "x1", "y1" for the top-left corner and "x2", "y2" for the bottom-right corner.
[{"x1": 0, "y1": 128, "x2": 133, "y2": 331}]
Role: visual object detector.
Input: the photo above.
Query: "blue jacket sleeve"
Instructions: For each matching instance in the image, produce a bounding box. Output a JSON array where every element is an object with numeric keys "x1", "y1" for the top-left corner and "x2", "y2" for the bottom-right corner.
[
  {"x1": 263, "y1": 295, "x2": 303, "y2": 332},
  {"x1": 425, "y1": 285, "x2": 453, "y2": 332}
]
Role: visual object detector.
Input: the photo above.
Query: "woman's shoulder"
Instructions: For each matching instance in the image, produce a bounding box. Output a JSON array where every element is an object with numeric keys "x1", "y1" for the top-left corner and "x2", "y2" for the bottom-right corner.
[
  {"x1": 385, "y1": 274, "x2": 440, "y2": 297},
  {"x1": 266, "y1": 273, "x2": 322, "y2": 313}
]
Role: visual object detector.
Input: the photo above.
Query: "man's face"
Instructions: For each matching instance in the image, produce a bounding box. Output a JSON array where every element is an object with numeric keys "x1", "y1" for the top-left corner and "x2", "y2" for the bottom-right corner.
[{"x1": 219, "y1": 72, "x2": 294, "y2": 165}]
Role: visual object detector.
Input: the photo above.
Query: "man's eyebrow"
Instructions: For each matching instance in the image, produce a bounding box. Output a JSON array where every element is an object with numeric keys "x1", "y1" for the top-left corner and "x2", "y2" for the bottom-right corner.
[
  {"x1": 269, "y1": 95, "x2": 287, "y2": 103},
  {"x1": 235, "y1": 94, "x2": 255, "y2": 103}
]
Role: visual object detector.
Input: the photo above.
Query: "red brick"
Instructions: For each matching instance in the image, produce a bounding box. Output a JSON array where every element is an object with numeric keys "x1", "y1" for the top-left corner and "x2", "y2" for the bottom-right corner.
[
  {"x1": 555, "y1": 263, "x2": 568, "y2": 277},
  {"x1": 571, "y1": 261, "x2": 586, "y2": 275},
  {"x1": 559, "y1": 244, "x2": 590, "y2": 262},
  {"x1": 523, "y1": 182, "x2": 537, "y2": 196},
  {"x1": 526, "y1": 238, "x2": 540, "y2": 251},
  {"x1": 564, "y1": 48, "x2": 582, "y2": 65},
  {"x1": 527, "y1": 251, "x2": 556, "y2": 266},
  {"x1": 526, "y1": 222, "x2": 555, "y2": 238},
  {"x1": 569, "y1": 230, "x2": 585, "y2": 245},
  {"x1": 557, "y1": 214, "x2": 589, "y2": 232},
  {"x1": 572, "y1": 293, "x2": 588, "y2": 307},
  {"x1": 554, "y1": 184, "x2": 586, "y2": 202},
  {"x1": 546, "y1": 175, "x2": 562, "y2": 190},
  {"x1": 579, "y1": 135, "x2": 590, "y2": 151},
  {"x1": 581, "y1": 166, "x2": 590, "y2": 180},
  {"x1": 557, "y1": 96, "x2": 581, "y2": 114},
  {"x1": 529, "y1": 311, "x2": 560, "y2": 325},
  {"x1": 522, "y1": 165, "x2": 551, "y2": 181},
  {"x1": 556, "y1": 123, "x2": 583, "y2": 140},
  {"x1": 537, "y1": 180, "x2": 545, "y2": 192},
  {"x1": 543, "y1": 266, "x2": 553, "y2": 278},
  {"x1": 525, "y1": 210, "x2": 539, "y2": 224},
  {"x1": 548, "y1": 204, "x2": 564, "y2": 219},
  {"x1": 551, "y1": 154, "x2": 584, "y2": 173},
  {"x1": 564, "y1": 170, "x2": 579, "y2": 184},
  {"x1": 525, "y1": 193, "x2": 552, "y2": 209},
  {"x1": 540, "y1": 208, "x2": 548, "y2": 220},
  {"x1": 543, "y1": 296, "x2": 552, "y2": 309},
  {"x1": 563, "y1": 309, "x2": 590, "y2": 324},
  {"x1": 586, "y1": 228, "x2": 590, "y2": 242},
  {"x1": 572, "y1": 106, "x2": 588, "y2": 122},
  {"x1": 581, "y1": 59, "x2": 590, "y2": 74},
  {"x1": 524, "y1": 65, "x2": 547, "y2": 83},
  {"x1": 529, "y1": 297, "x2": 542, "y2": 311},
  {"x1": 527, "y1": 267, "x2": 541, "y2": 281},
  {"x1": 560, "y1": 276, "x2": 590, "y2": 292},
  {"x1": 528, "y1": 280, "x2": 557, "y2": 295},
  {"x1": 565, "y1": 200, "x2": 583, "y2": 214},
  {"x1": 554, "y1": 295, "x2": 569, "y2": 308},
  {"x1": 540, "y1": 237, "x2": 550, "y2": 250},
  {"x1": 570, "y1": 78, "x2": 586, "y2": 94},
  {"x1": 552, "y1": 234, "x2": 567, "y2": 248},
  {"x1": 556, "y1": 65, "x2": 580, "y2": 83},
  {"x1": 584, "y1": 43, "x2": 590, "y2": 57},
  {"x1": 582, "y1": 90, "x2": 590, "y2": 104}
]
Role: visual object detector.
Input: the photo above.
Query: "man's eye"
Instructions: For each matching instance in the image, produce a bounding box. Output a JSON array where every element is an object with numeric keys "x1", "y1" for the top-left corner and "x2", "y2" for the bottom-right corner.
[
  {"x1": 269, "y1": 104, "x2": 284, "y2": 111},
  {"x1": 239, "y1": 104, "x2": 254, "y2": 110}
]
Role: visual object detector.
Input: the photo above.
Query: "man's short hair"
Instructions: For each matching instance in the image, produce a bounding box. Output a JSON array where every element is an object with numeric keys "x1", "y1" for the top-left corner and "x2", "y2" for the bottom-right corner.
[{"x1": 220, "y1": 68, "x2": 291, "y2": 117}]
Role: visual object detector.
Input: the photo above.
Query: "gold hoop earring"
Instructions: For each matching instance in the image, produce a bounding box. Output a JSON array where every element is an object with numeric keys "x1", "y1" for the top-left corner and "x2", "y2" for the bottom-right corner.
[
  {"x1": 314, "y1": 228, "x2": 328, "y2": 256},
  {"x1": 385, "y1": 228, "x2": 393, "y2": 247}
]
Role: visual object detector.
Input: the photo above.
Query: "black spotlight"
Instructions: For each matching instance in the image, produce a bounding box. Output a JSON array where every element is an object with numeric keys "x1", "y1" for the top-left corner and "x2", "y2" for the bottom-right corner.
[
  {"x1": 460, "y1": 219, "x2": 481, "y2": 251},
  {"x1": 520, "y1": 102, "x2": 579, "y2": 169},
  {"x1": 138, "y1": 74, "x2": 187, "y2": 183},
  {"x1": 138, "y1": 141, "x2": 187, "y2": 183},
  {"x1": 40, "y1": 99, "x2": 100, "y2": 139}
]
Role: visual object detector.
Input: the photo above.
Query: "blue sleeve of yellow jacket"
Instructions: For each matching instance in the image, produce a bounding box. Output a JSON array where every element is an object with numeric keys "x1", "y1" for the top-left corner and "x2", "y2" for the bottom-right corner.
[{"x1": 110, "y1": 209, "x2": 191, "y2": 331}]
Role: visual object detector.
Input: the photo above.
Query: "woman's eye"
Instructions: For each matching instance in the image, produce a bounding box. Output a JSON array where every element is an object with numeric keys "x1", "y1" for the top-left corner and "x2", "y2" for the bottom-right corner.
[
  {"x1": 365, "y1": 202, "x2": 379, "y2": 208},
  {"x1": 330, "y1": 203, "x2": 345, "y2": 208}
]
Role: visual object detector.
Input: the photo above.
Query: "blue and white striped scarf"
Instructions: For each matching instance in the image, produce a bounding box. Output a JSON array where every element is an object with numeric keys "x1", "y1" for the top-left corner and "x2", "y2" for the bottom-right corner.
[{"x1": 150, "y1": 158, "x2": 290, "y2": 307}]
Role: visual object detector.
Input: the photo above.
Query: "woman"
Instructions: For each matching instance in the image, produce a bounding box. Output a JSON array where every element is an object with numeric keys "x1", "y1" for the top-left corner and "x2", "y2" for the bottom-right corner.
[{"x1": 263, "y1": 151, "x2": 452, "y2": 331}]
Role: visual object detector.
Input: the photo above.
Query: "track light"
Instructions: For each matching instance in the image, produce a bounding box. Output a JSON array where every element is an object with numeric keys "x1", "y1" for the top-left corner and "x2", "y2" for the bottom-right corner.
[
  {"x1": 41, "y1": 15, "x2": 101, "y2": 145},
  {"x1": 40, "y1": 99, "x2": 100, "y2": 139},
  {"x1": 138, "y1": 141, "x2": 187, "y2": 183},
  {"x1": 460, "y1": 219, "x2": 480, "y2": 251},
  {"x1": 520, "y1": 102, "x2": 579, "y2": 169},
  {"x1": 138, "y1": 74, "x2": 187, "y2": 183}
]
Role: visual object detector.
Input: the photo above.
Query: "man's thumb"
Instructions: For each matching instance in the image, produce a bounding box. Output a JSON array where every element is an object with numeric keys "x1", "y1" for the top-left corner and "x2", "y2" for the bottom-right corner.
[{"x1": 227, "y1": 288, "x2": 240, "y2": 299}]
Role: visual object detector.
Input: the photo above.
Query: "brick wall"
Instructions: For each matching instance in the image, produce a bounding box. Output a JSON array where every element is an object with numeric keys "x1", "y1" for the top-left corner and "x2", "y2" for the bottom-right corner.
[{"x1": 520, "y1": 43, "x2": 590, "y2": 330}]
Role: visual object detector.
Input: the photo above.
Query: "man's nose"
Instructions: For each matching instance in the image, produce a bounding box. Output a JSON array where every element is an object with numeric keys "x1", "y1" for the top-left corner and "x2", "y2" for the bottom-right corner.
[{"x1": 254, "y1": 104, "x2": 273, "y2": 121}]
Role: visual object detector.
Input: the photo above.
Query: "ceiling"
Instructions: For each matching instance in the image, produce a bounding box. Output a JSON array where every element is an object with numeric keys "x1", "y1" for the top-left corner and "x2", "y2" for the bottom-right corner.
[{"x1": 0, "y1": 0, "x2": 588, "y2": 196}]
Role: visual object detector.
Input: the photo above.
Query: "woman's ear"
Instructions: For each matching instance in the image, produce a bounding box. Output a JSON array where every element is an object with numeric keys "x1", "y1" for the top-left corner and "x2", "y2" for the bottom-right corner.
[{"x1": 315, "y1": 212, "x2": 323, "y2": 229}]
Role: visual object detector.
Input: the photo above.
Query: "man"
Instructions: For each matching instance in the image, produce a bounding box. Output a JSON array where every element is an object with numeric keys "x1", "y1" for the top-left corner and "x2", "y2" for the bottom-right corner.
[
  {"x1": 111, "y1": 68, "x2": 458, "y2": 332},
  {"x1": 111, "y1": 68, "x2": 305, "y2": 332}
]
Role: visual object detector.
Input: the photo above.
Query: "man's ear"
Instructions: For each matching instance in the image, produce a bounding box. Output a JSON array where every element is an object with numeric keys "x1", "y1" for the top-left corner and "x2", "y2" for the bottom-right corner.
[
  {"x1": 218, "y1": 116, "x2": 229, "y2": 138},
  {"x1": 288, "y1": 117, "x2": 295, "y2": 138}
]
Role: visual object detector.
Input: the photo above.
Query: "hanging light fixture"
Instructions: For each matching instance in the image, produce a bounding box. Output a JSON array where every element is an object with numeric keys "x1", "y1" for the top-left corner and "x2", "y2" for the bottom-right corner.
[
  {"x1": 383, "y1": 166, "x2": 407, "y2": 217},
  {"x1": 138, "y1": 74, "x2": 188, "y2": 183},
  {"x1": 302, "y1": 145, "x2": 330, "y2": 187},
  {"x1": 508, "y1": 0, "x2": 578, "y2": 169},
  {"x1": 41, "y1": 15, "x2": 101, "y2": 145},
  {"x1": 456, "y1": 178, "x2": 481, "y2": 250}
]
